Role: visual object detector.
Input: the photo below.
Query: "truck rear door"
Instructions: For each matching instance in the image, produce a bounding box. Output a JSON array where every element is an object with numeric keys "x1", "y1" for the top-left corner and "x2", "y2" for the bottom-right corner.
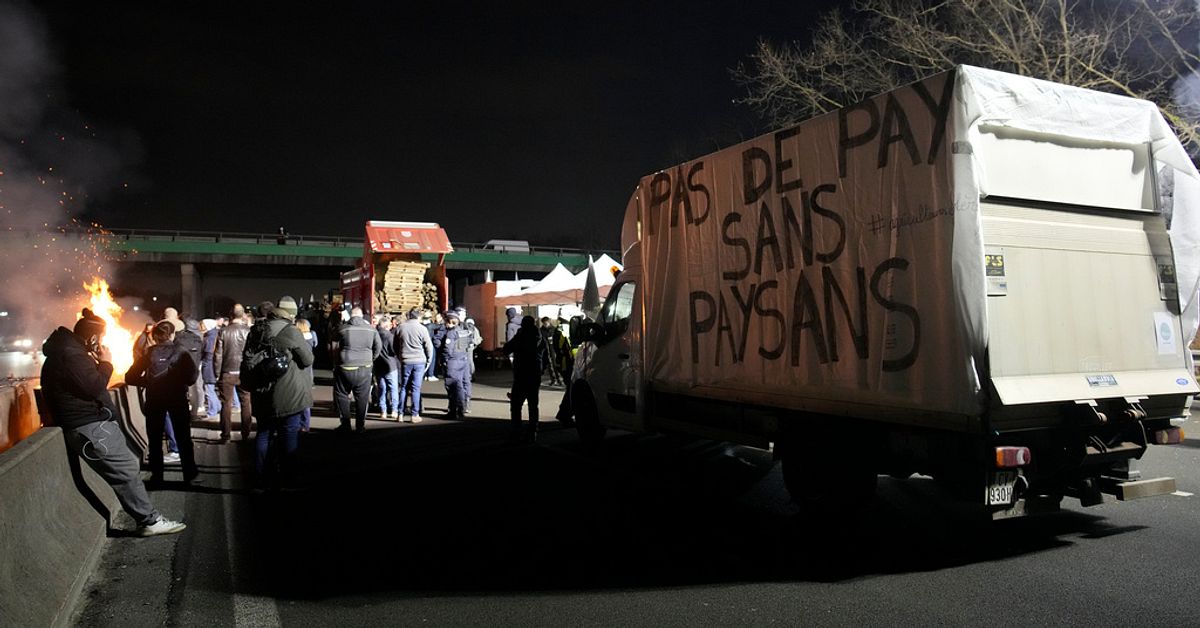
[{"x1": 981, "y1": 200, "x2": 1198, "y2": 423}]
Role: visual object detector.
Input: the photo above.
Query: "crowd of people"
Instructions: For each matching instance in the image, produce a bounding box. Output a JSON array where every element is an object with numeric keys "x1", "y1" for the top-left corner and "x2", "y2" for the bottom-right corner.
[{"x1": 40, "y1": 296, "x2": 587, "y2": 536}]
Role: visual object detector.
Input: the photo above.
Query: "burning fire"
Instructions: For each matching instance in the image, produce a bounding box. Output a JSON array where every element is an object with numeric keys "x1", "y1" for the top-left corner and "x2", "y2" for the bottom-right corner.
[{"x1": 82, "y1": 278, "x2": 135, "y2": 381}]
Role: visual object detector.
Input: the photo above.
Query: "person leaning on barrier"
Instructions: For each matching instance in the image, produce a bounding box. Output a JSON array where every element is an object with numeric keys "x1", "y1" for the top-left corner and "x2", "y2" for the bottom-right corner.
[{"x1": 39, "y1": 308, "x2": 186, "y2": 537}]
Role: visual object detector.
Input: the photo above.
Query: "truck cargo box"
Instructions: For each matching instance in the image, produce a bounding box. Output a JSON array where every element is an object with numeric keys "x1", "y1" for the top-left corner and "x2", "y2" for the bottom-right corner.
[{"x1": 614, "y1": 65, "x2": 1199, "y2": 432}]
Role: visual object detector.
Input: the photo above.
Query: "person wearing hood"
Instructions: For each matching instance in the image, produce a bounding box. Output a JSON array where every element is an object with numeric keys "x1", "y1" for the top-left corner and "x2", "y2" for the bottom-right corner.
[
  {"x1": 504, "y1": 306, "x2": 521, "y2": 346},
  {"x1": 125, "y1": 321, "x2": 201, "y2": 485},
  {"x1": 504, "y1": 315, "x2": 550, "y2": 442},
  {"x1": 244, "y1": 297, "x2": 314, "y2": 488},
  {"x1": 40, "y1": 308, "x2": 186, "y2": 537}
]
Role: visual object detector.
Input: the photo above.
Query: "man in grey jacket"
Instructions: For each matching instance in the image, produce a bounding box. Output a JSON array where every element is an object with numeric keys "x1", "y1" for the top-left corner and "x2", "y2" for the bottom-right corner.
[
  {"x1": 394, "y1": 308, "x2": 433, "y2": 422},
  {"x1": 333, "y1": 306, "x2": 382, "y2": 433}
]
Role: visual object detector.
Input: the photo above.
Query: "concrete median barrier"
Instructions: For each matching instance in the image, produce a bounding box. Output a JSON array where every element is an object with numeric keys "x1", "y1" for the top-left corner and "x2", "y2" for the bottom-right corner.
[{"x1": 0, "y1": 426, "x2": 119, "y2": 627}]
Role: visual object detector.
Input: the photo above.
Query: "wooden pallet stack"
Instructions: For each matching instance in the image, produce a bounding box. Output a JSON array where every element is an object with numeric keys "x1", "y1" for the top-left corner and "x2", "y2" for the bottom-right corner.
[{"x1": 375, "y1": 260, "x2": 430, "y2": 314}]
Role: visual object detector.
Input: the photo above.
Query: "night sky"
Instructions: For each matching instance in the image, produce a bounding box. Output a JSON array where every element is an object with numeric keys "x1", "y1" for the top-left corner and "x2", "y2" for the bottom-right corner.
[{"x1": 27, "y1": 1, "x2": 840, "y2": 250}]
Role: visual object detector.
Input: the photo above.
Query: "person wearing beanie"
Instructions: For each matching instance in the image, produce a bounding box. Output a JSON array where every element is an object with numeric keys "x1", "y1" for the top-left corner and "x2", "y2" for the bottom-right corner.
[
  {"x1": 40, "y1": 308, "x2": 186, "y2": 536},
  {"x1": 243, "y1": 296, "x2": 314, "y2": 489},
  {"x1": 125, "y1": 321, "x2": 201, "y2": 485}
]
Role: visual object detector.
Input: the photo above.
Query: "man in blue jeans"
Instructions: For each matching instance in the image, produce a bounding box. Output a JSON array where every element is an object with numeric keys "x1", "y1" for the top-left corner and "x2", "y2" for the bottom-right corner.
[
  {"x1": 394, "y1": 308, "x2": 433, "y2": 422},
  {"x1": 374, "y1": 317, "x2": 400, "y2": 419},
  {"x1": 243, "y1": 297, "x2": 313, "y2": 489}
]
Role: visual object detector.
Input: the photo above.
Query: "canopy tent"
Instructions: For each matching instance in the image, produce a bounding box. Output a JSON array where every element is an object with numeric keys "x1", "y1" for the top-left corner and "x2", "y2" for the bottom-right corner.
[
  {"x1": 573, "y1": 253, "x2": 622, "y2": 288},
  {"x1": 494, "y1": 263, "x2": 588, "y2": 306},
  {"x1": 493, "y1": 255, "x2": 625, "y2": 308}
]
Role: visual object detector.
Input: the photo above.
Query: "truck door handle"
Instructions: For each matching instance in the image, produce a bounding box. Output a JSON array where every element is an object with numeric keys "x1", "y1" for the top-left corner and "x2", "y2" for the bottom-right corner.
[{"x1": 618, "y1": 353, "x2": 630, "y2": 360}]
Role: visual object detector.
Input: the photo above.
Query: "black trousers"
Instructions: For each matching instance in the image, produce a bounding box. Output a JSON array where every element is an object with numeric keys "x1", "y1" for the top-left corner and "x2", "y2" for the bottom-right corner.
[
  {"x1": 510, "y1": 376, "x2": 541, "y2": 433},
  {"x1": 334, "y1": 366, "x2": 373, "y2": 429},
  {"x1": 144, "y1": 395, "x2": 197, "y2": 481}
]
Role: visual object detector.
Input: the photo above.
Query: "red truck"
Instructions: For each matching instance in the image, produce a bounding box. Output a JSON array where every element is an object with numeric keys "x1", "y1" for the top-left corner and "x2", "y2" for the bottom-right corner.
[{"x1": 339, "y1": 221, "x2": 453, "y2": 317}]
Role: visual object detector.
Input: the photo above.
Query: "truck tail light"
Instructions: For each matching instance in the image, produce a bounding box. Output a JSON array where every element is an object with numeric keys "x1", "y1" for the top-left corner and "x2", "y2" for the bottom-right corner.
[
  {"x1": 995, "y1": 446, "x2": 1032, "y2": 468},
  {"x1": 1151, "y1": 427, "x2": 1185, "y2": 445}
]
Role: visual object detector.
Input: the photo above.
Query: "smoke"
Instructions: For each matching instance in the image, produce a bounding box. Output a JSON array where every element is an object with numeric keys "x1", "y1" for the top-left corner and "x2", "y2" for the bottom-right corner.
[{"x1": 0, "y1": 1, "x2": 141, "y2": 345}]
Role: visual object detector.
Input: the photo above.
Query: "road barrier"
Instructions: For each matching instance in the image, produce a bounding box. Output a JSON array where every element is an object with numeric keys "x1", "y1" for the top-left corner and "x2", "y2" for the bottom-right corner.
[{"x1": 0, "y1": 426, "x2": 119, "y2": 627}]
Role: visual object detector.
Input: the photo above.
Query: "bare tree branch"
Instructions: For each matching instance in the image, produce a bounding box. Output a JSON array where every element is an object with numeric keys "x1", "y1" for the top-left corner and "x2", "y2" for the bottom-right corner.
[{"x1": 733, "y1": 0, "x2": 1200, "y2": 152}]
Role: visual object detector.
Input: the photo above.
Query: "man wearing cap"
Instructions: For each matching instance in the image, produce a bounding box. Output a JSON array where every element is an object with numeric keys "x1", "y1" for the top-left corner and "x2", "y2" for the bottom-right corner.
[
  {"x1": 439, "y1": 310, "x2": 474, "y2": 419},
  {"x1": 332, "y1": 306, "x2": 381, "y2": 433},
  {"x1": 40, "y1": 308, "x2": 186, "y2": 536},
  {"x1": 244, "y1": 297, "x2": 313, "y2": 488}
]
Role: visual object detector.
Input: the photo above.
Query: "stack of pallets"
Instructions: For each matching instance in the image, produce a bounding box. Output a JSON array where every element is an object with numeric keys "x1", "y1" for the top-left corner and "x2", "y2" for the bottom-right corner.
[{"x1": 376, "y1": 260, "x2": 429, "y2": 314}]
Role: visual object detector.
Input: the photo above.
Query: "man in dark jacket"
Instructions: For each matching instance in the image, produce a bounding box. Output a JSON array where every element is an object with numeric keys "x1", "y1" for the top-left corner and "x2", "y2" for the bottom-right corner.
[
  {"x1": 175, "y1": 319, "x2": 204, "y2": 418},
  {"x1": 374, "y1": 317, "x2": 400, "y2": 419},
  {"x1": 125, "y1": 321, "x2": 200, "y2": 484},
  {"x1": 243, "y1": 297, "x2": 313, "y2": 488},
  {"x1": 333, "y1": 306, "x2": 382, "y2": 433},
  {"x1": 214, "y1": 305, "x2": 253, "y2": 442},
  {"x1": 40, "y1": 308, "x2": 186, "y2": 536},
  {"x1": 200, "y1": 319, "x2": 221, "y2": 418},
  {"x1": 503, "y1": 315, "x2": 549, "y2": 442}
]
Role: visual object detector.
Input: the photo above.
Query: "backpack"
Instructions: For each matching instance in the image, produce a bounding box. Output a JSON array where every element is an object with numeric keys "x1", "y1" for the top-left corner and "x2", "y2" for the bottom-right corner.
[{"x1": 241, "y1": 321, "x2": 291, "y2": 393}]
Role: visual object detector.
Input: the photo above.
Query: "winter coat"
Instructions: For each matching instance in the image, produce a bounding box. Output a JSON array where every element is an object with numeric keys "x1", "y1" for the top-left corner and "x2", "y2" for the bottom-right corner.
[
  {"x1": 440, "y1": 327, "x2": 474, "y2": 367},
  {"x1": 125, "y1": 342, "x2": 199, "y2": 405},
  {"x1": 39, "y1": 327, "x2": 119, "y2": 430},
  {"x1": 175, "y1": 329, "x2": 203, "y2": 378},
  {"x1": 504, "y1": 307, "x2": 521, "y2": 344},
  {"x1": 213, "y1": 320, "x2": 250, "y2": 376},
  {"x1": 335, "y1": 316, "x2": 381, "y2": 368},
  {"x1": 201, "y1": 328, "x2": 219, "y2": 384},
  {"x1": 374, "y1": 327, "x2": 399, "y2": 373},
  {"x1": 503, "y1": 326, "x2": 547, "y2": 382},
  {"x1": 243, "y1": 316, "x2": 314, "y2": 418}
]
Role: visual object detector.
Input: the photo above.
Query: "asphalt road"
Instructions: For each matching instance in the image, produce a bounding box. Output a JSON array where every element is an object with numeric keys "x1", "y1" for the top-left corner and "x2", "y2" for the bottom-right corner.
[{"x1": 70, "y1": 369, "x2": 1200, "y2": 627}]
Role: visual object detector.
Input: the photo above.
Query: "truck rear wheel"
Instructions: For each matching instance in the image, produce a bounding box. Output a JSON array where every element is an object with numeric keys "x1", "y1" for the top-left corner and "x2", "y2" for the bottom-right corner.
[
  {"x1": 572, "y1": 384, "x2": 606, "y2": 446},
  {"x1": 780, "y1": 440, "x2": 877, "y2": 517}
]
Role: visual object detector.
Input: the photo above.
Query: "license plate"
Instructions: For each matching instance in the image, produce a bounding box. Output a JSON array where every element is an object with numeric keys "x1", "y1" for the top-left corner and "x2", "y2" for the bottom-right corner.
[{"x1": 986, "y1": 470, "x2": 1018, "y2": 506}]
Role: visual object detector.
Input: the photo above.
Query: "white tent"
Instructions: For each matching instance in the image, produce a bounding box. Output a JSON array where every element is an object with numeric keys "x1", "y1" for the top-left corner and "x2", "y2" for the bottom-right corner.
[
  {"x1": 574, "y1": 253, "x2": 622, "y2": 288},
  {"x1": 494, "y1": 263, "x2": 586, "y2": 306}
]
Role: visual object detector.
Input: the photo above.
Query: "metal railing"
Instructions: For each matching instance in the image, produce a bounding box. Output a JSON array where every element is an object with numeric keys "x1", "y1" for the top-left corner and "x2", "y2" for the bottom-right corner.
[{"x1": 19, "y1": 227, "x2": 619, "y2": 259}]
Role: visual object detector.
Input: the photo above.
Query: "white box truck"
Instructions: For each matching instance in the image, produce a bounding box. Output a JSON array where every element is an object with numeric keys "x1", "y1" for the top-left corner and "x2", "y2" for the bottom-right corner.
[{"x1": 572, "y1": 65, "x2": 1200, "y2": 517}]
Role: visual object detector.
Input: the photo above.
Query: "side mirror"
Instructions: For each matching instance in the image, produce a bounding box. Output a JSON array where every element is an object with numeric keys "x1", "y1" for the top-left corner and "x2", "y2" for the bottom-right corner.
[{"x1": 579, "y1": 321, "x2": 604, "y2": 344}]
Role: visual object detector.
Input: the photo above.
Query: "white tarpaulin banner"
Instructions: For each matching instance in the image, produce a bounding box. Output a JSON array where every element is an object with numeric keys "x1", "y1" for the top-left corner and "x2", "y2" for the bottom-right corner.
[{"x1": 624, "y1": 66, "x2": 1200, "y2": 421}]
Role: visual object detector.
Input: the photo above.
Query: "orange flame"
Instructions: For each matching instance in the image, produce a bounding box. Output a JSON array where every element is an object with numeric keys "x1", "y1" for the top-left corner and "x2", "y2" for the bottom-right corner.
[{"x1": 82, "y1": 278, "x2": 136, "y2": 382}]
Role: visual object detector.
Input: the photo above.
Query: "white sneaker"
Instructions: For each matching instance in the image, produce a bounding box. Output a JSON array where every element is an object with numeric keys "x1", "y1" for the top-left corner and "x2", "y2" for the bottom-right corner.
[
  {"x1": 164, "y1": 452, "x2": 181, "y2": 464},
  {"x1": 138, "y1": 517, "x2": 187, "y2": 537},
  {"x1": 412, "y1": 414, "x2": 422, "y2": 423},
  {"x1": 402, "y1": 415, "x2": 413, "y2": 423}
]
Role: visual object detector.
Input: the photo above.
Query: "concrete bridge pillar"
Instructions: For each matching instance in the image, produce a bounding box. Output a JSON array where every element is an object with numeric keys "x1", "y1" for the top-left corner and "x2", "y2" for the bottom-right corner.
[{"x1": 180, "y1": 263, "x2": 201, "y2": 318}]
